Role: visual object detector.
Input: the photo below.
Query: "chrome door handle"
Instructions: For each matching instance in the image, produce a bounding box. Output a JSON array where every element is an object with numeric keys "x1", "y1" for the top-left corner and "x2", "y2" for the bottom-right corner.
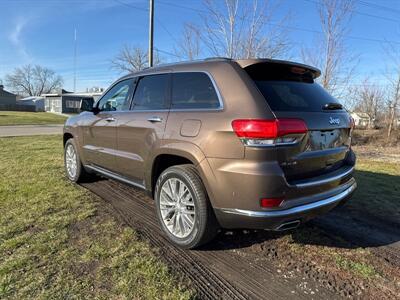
[
  {"x1": 105, "y1": 117, "x2": 116, "y2": 122},
  {"x1": 147, "y1": 116, "x2": 163, "y2": 123}
]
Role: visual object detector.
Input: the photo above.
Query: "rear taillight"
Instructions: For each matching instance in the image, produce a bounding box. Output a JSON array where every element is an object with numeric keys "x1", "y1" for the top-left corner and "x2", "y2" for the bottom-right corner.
[
  {"x1": 349, "y1": 116, "x2": 355, "y2": 131},
  {"x1": 232, "y1": 119, "x2": 307, "y2": 147},
  {"x1": 260, "y1": 197, "x2": 284, "y2": 208}
]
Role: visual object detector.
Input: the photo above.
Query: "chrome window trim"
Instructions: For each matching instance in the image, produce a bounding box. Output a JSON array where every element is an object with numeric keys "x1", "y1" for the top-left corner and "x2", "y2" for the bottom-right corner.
[{"x1": 95, "y1": 70, "x2": 225, "y2": 113}]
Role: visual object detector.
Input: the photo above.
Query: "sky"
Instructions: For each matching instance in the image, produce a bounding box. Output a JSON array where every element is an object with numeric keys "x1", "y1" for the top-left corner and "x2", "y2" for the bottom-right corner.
[{"x1": 0, "y1": 0, "x2": 399, "y2": 93}]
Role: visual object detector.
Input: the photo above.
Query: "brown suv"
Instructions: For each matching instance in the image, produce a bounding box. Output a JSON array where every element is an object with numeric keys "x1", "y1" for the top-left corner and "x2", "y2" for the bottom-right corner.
[{"x1": 64, "y1": 58, "x2": 357, "y2": 249}]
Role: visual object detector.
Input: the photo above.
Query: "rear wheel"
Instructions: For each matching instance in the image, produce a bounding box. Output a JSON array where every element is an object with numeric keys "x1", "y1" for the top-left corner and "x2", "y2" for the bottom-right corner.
[
  {"x1": 64, "y1": 138, "x2": 91, "y2": 183},
  {"x1": 155, "y1": 165, "x2": 219, "y2": 249}
]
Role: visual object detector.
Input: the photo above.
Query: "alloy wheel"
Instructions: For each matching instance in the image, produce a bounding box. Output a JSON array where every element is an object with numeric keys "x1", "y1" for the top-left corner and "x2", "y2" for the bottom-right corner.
[
  {"x1": 65, "y1": 144, "x2": 78, "y2": 179},
  {"x1": 159, "y1": 178, "x2": 196, "y2": 238}
]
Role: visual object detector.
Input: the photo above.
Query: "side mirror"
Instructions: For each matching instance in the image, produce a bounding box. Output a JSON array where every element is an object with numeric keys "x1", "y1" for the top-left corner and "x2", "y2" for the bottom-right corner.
[{"x1": 79, "y1": 98, "x2": 95, "y2": 113}]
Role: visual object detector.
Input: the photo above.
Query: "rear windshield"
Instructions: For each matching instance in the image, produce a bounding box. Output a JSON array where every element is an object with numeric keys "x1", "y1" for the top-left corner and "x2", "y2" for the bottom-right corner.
[{"x1": 246, "y1": 64, "x2": 341, "y2": 112}]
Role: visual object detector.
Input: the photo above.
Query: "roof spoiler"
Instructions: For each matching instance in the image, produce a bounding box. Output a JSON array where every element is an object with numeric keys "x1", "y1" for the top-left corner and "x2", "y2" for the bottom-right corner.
[{"x1": 235, "y1": 59, "x2": 321, "y2": 79}]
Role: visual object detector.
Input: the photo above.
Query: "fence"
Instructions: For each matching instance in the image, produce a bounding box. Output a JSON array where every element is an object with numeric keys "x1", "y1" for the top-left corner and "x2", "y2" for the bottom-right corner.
[{"x1": 0, "y1": 104, "x2": 37, "y2": 112}]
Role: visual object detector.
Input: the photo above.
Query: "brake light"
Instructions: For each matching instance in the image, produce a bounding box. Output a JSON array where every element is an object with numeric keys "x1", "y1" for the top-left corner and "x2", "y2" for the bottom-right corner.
[
  {"x1": 232, "y1": 119, "x2": 307, "y2": 146},
  {"x1": 349, "y1": 116, "x2": 355, "y2": 130},
  {"x1": 260, "y1": 197, "x2": 284, "y2": 208}
]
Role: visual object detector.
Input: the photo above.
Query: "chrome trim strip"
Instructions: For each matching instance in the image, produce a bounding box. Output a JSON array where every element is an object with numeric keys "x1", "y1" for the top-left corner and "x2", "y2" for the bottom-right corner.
[
  {"x1": 85, "y1": 165, "x2": 146, "y2": 190},
  {"x1": 292, "y1": 166, "x2": 354, "y2": 188},
  {"x1": 219, "y1": 182, "x2": 357, "y2": 218},
  {"x1": 95, "y1": 71, "x2": 224, "y2": 113}
]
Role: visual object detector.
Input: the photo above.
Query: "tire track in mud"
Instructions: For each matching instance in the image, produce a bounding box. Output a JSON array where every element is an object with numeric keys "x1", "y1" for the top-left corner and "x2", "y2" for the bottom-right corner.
[
  {"x1": 82, "y1": 179, "x2": 337, "y2": 300},
  {"x1": 312, "y1": 209, "x2": 400, "y2": 268}
]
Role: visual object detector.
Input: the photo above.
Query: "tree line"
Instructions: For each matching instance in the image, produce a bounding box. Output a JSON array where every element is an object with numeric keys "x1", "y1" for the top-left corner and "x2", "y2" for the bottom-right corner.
[{"x1": 2, "y1": 0, "x2": 399, "y2": 137}]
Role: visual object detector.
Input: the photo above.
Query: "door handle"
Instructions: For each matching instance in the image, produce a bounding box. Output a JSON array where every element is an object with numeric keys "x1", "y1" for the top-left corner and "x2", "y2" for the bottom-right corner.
[
  {"x1": 147, "y1": 116, "x2": 163, "y2": 123},
  {"x1": 105, "y1": 117, "x2": 116, "y2": 122}
]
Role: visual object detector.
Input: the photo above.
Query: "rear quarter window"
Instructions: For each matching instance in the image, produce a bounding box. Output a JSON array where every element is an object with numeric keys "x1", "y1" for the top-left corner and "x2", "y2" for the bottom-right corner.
[{"x1": 171, "y1": 72, "x2": 220, "y2": 109}]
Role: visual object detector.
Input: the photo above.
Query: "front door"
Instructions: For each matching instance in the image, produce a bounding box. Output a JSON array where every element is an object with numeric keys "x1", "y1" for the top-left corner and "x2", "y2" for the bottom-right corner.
[
  {"x1": 116, "y1": 73, "x2": 170, "y2": 185},
  {"x1": 82, "y1": 78, "x2": 134, "y2": 172}
]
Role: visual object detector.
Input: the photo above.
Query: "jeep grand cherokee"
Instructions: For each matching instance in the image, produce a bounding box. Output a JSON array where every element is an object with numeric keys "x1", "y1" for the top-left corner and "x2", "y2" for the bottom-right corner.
[{"x1": 63, "y1": 58, "x2": 357, "y2": 249}]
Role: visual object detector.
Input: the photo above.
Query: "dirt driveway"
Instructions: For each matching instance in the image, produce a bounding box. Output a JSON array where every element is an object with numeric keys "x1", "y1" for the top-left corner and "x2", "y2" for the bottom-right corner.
[{"x1": 82, "y1": 177, "x2": 400, "y2": 299}]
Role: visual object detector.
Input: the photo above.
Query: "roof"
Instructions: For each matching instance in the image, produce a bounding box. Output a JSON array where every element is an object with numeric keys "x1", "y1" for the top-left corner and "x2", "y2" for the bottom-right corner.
[
  {"x1": 120, "y1": 57, "x2": 321, "y2": 80},
  {"x1": 0, "y1": 88, "x2": 17, "y2": 97}
]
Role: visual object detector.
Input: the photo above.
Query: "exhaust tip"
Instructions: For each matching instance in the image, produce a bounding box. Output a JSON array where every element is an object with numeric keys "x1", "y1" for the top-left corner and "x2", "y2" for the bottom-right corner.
[{"x1": 275, "y1": 220, "x2": 301, "y2": 231}]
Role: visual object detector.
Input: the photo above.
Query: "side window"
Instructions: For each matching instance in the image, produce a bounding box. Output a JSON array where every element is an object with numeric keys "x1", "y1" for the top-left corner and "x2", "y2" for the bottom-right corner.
[
  {"x1": 132, "y1": 74, "x2": 169, "y2": 110},
  {"x1": 171, "y1": 72, "x2": 220, "y2": 109},
  {"x1": 97, "y1": 79, "x2": 133, "y2": 112}
]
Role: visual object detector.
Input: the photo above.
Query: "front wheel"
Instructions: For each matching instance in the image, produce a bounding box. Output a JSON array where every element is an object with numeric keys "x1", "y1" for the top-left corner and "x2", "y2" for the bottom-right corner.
[
  {"x1": 64, "y1": 138, "x2": 91, "y2": 183},
  {"x1": 154, "y1": 165, "x2": 219, "y2": 249}
]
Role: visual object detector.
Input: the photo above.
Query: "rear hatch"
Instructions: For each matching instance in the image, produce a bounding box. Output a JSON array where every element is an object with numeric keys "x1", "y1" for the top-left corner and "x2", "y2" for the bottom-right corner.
[{"x1": 243, "y1": 61, "x2": 352, "y2": 182}]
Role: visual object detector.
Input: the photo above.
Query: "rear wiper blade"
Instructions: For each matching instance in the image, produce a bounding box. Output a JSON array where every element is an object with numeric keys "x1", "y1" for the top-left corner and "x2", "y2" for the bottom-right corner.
[{"x1": 323, "y1": 103, "x2": 343, "y2": 110}]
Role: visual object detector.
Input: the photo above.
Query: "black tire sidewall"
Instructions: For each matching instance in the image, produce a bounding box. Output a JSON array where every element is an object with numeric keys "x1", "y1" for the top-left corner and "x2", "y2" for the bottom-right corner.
[{"x1": 155, "y1": 166, "x2": 207, "y2": 248}]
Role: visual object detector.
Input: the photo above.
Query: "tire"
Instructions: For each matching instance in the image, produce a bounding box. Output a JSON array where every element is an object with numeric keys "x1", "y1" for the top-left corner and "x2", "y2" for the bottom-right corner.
[
  {"x1": 64, "y1": 138, "x2": 92, "y2": 183},
  {"x1": 154, "y1": 164, "x2": 219, "y2": 249}
]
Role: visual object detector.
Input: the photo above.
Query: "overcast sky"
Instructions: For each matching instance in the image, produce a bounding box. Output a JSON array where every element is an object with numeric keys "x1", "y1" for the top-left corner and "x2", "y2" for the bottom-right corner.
[{"x1": 0, "y1": 0, "x2": 399, "y2": 92}]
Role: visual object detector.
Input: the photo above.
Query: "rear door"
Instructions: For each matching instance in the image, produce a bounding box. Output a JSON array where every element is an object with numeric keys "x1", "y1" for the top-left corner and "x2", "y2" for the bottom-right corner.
[
  {"x1": 245, "y1": 63, "x2": 352, "y2": 182},
  {"x1": 116, "y1": 73, "x2": 170, "y2": 185},
  {"x1": 82, "y1": 78, "x2": 134, "y2": 172}
]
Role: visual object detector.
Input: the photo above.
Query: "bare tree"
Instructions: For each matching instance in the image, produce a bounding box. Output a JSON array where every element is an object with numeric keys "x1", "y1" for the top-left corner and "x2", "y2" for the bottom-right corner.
[
  {"x1": 111, "y1": 45, "x2": 161, "y2": 73},
  {"x1": 384, "y1": 42, "x2": 400, "y2": 138},
  {"x1": 190, "y1": 0, "x2": 290, "y2": 59},
  {"x1": 174, "y1": 23, "x2": 201, "y2": 60},
  {"x1": 5, "y1": 65, "x2": 63, "y2": 96},
  {"x1": 302, "y1": 0, "x2": 357, "y2": 98},
  {"x1": 353, "y1": 79, "x2": 384, "y2": 128}
]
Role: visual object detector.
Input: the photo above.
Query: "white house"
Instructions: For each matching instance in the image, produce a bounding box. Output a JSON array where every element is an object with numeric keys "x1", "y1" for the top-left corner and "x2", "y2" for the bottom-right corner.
[
  {"x1": 351, "y1": 112, "x2": 371, "y2": 128},
  {"x1": 17, "y1": 96, "x2": 45, "y2": 112}
]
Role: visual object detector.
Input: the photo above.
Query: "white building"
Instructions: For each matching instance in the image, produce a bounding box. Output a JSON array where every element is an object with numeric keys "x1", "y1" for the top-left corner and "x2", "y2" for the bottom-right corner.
[{"x1": 18, "y1": 96, "x2": 45, "y2": 112}]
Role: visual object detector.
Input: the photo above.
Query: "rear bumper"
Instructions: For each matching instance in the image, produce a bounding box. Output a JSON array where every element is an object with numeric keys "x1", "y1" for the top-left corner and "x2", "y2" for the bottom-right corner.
[{"x1": 214, "y1": 180, "x2": 357, "y2": 230}]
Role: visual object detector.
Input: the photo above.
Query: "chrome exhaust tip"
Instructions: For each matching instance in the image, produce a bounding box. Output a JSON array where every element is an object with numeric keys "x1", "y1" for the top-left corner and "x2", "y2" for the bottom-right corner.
[{"x1": 275, "y1": 220, "x2": 301, "y2": 231}]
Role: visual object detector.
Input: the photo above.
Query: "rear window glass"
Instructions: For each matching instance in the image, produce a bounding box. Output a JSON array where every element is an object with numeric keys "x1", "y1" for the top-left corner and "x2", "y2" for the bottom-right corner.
[
  {"x1": 172, "y1": 72, "x2": 220, "y2": 109},
  {"x1": 246, "y1": 63, "x2": 341, "y2": 112}
]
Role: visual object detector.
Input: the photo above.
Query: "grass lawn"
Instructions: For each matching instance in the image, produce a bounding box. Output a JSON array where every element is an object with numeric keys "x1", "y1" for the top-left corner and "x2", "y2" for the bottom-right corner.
[
  {"x1": 0, "y1": 135, "x2": 192, "y2": 299},
  {"x1": 350, "y1": 159, "x2": 400, "y2": 225},
  {"x1": 0, "y1": 111, "x2": 67, "y2": 126}
]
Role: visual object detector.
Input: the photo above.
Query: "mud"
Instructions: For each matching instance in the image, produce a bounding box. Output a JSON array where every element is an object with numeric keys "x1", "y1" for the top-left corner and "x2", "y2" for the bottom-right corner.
[{"x1": 82, "y1": 178, "x2": 400, "y2": 299}]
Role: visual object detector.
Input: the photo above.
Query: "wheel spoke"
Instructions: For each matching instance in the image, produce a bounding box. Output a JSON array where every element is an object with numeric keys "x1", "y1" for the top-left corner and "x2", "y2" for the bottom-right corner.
[
  {"x1": 159, "y1": 178, "x2": 196, "y2": 239},
  {"x1": 182, "y1": 213, "x2": 194, "y2": 229},
  {"x1": 65, "y1": 145, "x2": 77, "y2": 178}
]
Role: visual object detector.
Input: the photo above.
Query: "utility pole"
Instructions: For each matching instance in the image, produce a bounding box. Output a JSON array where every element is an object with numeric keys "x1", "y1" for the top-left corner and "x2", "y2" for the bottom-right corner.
[
  {"x1": 148, "y1": 0, "x2": 154, "y2": 67},
  {"x1": 73, "y1": 28, "x2": 77, "y2": 92}
]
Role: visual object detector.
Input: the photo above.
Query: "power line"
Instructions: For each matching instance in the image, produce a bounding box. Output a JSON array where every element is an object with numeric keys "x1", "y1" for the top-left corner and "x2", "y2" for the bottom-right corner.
[
  {"x1": 302, "y1": 0, "x2": 400, "y2": 23},
  {"x1": 157, "y1": 0, "x2": 400, "y2": 45},
  {"x1": 358, "y1": 0, "x2": 400, "y2": 16},
  {"x1": 113, "y1": 0, "x2": 179, "y2": 45},
  {"x1": 154, "y1": 47, "x2": 180, "y2": 58}
]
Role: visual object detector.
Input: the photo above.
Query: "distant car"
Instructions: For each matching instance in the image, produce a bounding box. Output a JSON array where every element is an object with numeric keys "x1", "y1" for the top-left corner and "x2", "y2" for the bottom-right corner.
[{"x1": 63, "y1": 58, "x2": 357, "y2": 249}]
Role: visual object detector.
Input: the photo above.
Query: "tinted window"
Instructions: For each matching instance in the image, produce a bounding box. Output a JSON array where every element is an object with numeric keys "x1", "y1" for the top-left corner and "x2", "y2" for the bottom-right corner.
[
  {"x1": 172, "y1": 73, "x2": 220, "y2": 109},
  {"x1": 254, "y1": 81, "x2": 340, "y2": 112},
  {"x1": 245, "y1": 63, "x2": 341, "y2": 112},
  {"x1": 132, "y1": 74, "x2": 169, "y2": 110},
  {"x1": 98, "y1": 79, "x2": 133, "y2": 111}
]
